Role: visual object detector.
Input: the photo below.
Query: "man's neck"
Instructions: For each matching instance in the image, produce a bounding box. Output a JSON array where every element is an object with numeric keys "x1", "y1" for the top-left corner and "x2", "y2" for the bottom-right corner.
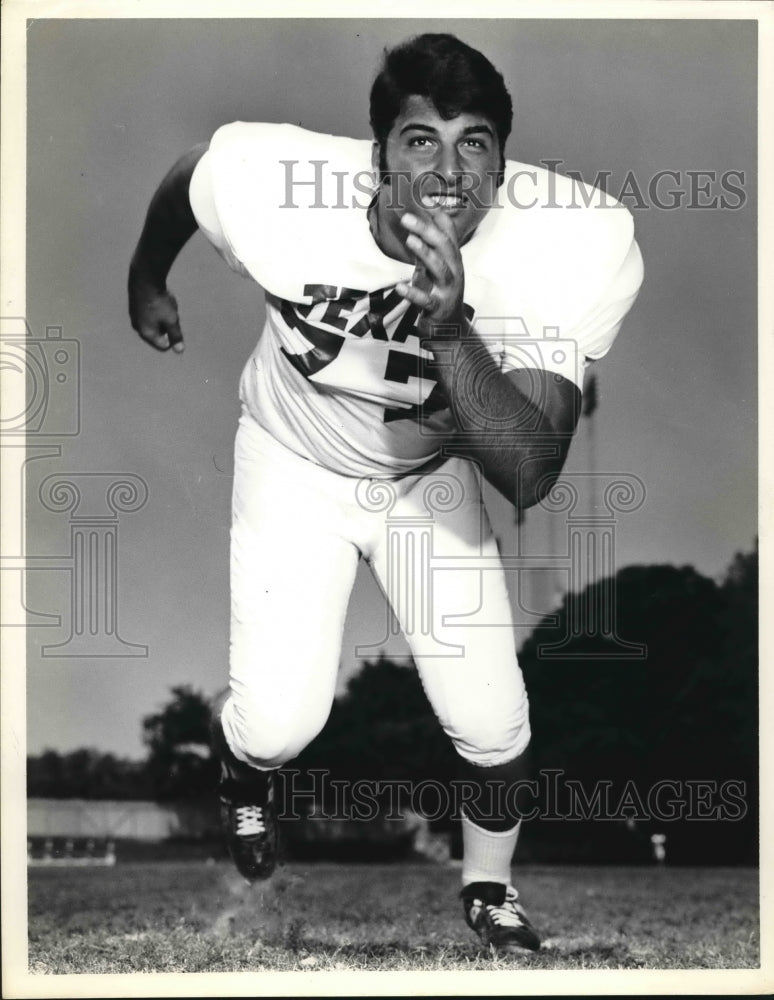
[
  {"x1": 368, "y1": 190, "x2": 484, "y2": 266},
  {"x1": 367, "y1": 193, "x2": 414, "y2": 265}
]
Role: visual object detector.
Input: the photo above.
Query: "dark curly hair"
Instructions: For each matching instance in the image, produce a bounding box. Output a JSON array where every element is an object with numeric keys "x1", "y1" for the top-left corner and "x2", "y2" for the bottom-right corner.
[{"x1": 369, "y1": 34, "x2": 513, "y2": 171}]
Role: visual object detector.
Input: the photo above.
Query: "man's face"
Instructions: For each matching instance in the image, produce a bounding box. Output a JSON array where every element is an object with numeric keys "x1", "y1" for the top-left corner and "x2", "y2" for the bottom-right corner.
[{"x1": 373, "y1": 94, "x2": 502, "y2": 260}]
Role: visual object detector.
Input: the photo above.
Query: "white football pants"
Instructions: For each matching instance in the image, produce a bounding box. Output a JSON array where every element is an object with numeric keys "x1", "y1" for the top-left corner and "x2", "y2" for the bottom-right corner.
[{"x1": 221, "y1": 408, "x2": 531, "y2": 771}]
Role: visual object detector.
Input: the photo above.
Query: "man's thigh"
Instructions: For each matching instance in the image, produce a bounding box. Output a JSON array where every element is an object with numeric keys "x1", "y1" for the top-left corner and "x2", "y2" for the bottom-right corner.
[
  {"x1": 229, "y1": 416, "x2": 361, "y2": 721},
  {"x1": 368, "y1": 457, "x2": 529, "y2": 765}
]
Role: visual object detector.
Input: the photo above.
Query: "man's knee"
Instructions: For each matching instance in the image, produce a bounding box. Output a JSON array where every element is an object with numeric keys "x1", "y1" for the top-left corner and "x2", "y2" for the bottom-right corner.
[
  {"x1": 450, "y1": 709, "x2": 531, "y2": 769},
  {"x1": 222, "y1": 697, "x2": 325, "y2": 769}
]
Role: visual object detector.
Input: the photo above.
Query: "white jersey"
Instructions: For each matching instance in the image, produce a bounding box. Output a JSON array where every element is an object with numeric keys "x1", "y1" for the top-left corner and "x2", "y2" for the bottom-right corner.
[{"x1": 189, "y1": 122, "x2": 643, "y2": 477}]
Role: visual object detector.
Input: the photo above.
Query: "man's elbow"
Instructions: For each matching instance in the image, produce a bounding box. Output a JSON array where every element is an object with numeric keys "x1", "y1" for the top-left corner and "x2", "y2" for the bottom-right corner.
[
  {"x1": 512, "y1": 465, "x2": 565, "y2": 512},
  {"x1": 487, "y1": 469, "x2": 550, "y2": 511},
  {"x1": 513, "y1": 481, "x2": 551, "y2": 512},
  {"x1": 467, "y1": 439, "x2": 573, "y2": 509}
]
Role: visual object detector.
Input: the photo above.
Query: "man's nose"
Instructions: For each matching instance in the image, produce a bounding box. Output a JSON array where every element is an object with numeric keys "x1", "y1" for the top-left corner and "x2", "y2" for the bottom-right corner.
[{"x1": 437, "y1": 145, "x2": 462, "y2": 183}]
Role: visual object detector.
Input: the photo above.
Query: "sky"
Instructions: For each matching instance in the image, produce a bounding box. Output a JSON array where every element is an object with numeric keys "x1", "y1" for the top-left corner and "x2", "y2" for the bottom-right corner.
[{"x1": 13, "y1": 16, "x2": 758, "y2": 759}]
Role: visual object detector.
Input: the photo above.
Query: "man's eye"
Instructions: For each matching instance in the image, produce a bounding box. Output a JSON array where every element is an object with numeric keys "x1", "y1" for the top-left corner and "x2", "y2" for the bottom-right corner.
[
  {"x1": 408, "y1": 136, "x2": 432, "y2": 147},
  {"x1": 464, "y1": 138, "x2": 485, "y2": 148}
]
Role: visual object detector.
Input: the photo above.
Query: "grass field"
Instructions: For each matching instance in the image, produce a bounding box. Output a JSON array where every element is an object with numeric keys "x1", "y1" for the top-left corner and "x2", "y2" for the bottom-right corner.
[{"x1": 27, "y1": 861, "x2": 759, "y2": 973}]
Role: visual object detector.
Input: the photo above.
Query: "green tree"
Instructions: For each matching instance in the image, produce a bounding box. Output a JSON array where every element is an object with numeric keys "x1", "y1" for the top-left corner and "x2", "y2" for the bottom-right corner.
[
  {"x1": 518, "y1": 550, "x2": 757, "y2": 863},
  {"x1": 293, "y1": 654, "x2": 456, "y2": 809},
  {"x1": 141, "y1": 685, "x2": 218, "y2": 801},
  {"x1": 27, "y1": 748, "x2": 152, "y2": 800}
]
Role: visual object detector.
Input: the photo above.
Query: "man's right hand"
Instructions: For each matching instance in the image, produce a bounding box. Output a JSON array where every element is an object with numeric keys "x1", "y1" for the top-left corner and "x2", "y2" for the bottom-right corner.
[
  {"x1": 127, "y1": 143, "x2": 209, "y2": 355},
  {"x1": 128, "y1": 276, "x2": 185, "y2": 353}
]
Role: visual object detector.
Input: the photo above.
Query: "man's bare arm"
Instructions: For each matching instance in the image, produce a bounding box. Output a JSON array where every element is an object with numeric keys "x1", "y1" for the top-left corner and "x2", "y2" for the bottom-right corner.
[
  {"x1": 396, "y1": 210, "x2": 581, "y2": 509},
  {"x1": 128, "y1": 143, "x2": 209, "y2": 352},
  {"x1": 429, "y1": 339, "x2": 580, "y2": 508}
]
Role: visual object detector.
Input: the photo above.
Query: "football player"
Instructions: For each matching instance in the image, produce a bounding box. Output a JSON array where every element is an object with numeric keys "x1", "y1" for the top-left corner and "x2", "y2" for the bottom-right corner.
[{"x1": 128, "y1": 33, "x2": 643, "y2": 954}]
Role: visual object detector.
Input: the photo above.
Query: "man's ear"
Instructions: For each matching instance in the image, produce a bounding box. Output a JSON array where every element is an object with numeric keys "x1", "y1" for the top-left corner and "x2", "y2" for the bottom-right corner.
[{"x1": 371, "y1": 141, "x2": 381, "y2": 180}]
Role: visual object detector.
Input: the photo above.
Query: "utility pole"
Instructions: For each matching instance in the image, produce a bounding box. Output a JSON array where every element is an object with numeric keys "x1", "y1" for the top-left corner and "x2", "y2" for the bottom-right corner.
[
  {"x1": 583, "y1": 372, "x2": 599, "y2": 588},
  {"x1": 584, "y1": 372, "x2": 599, "y2": 513}
]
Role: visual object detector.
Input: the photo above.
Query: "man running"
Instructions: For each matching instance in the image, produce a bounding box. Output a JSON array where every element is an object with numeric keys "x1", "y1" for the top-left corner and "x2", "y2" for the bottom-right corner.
[{"x1": 128, "y1": 33, "x2": 643, "y2": 953}]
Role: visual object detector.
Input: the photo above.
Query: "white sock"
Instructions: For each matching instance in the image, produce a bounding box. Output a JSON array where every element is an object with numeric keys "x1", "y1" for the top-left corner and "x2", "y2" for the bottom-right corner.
[{"x1": 461, "y1": 811, "x2": 521, "y2": 888}]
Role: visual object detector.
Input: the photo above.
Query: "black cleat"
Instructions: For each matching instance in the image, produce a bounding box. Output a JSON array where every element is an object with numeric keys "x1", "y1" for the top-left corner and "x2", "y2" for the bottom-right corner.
[
  {"x1": 461, "y1": 881, "x2": 541, "y2": 953},
  {"x1": 218, "y1": 773, "x2": 278, "y2": 883},
  {"x1": 211, "y1": 708, "x2": 278, "y2": 883}
]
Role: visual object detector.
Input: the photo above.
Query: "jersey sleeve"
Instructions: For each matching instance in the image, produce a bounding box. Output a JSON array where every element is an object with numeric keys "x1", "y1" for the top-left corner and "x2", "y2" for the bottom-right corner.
[
  {"x1": 195, "y1": 122, "x2": 379, "y2": 302},
  {"x1": 564, "y1": 236, "x2": 644, "y2": 364},
  {"x1": 496, "y1": 235, "x2": 644, "y2": 387},
  {"x1": 188, "y1": 151, "x2": 251, "y2": 277},
  {"x1": 468, "y1": 164, "x2": 645, "y2": 391}
]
